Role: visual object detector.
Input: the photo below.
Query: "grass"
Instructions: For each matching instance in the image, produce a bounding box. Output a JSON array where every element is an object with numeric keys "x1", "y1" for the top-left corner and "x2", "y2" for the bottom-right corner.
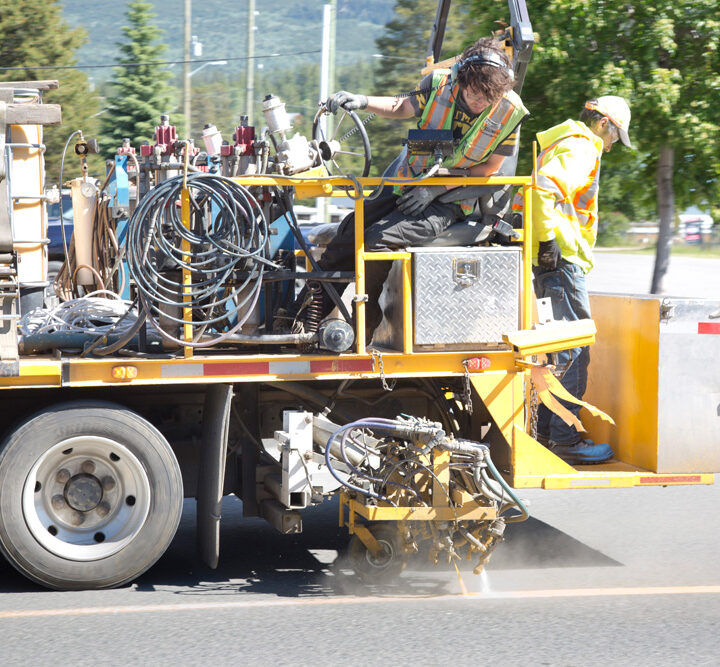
[{"x1": 596, "y1": 243, "x2": 720, "y2": 258}]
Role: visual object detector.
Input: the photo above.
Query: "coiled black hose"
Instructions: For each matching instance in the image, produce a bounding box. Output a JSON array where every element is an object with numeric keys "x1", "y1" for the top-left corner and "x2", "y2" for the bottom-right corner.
[{"x1": 126, "y1": 174, "x2": 272, "y2": 347}]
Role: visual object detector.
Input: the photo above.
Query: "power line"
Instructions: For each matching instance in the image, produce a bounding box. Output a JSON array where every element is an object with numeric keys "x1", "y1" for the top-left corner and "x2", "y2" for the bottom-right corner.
[{"x1": 0, "y1": 50, "x2": 322, "y2": 72}]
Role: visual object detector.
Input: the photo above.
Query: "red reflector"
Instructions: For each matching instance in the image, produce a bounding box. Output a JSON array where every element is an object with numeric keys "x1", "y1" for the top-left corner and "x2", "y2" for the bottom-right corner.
[
  {"x1": 698, "y1": 322, "x2": 720, "y2": 335},
  {"x1": 639, "y1": 475, "x2": 702, "y2": 484},
  {"x1": 464, "y1": 357, "x2": 491, "y2": 371}
]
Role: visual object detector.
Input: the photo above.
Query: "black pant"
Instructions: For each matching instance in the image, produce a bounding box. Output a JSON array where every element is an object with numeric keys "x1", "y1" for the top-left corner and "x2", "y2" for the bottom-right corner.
[{"x1": 318, "y1": 188, "x2": 464, "y2": 331}]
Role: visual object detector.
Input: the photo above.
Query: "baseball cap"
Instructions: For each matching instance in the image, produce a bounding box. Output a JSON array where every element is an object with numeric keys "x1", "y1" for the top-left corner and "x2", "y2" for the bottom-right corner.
[{"x1": 585, "y1": 96, "x2": 632, "y2": 148}]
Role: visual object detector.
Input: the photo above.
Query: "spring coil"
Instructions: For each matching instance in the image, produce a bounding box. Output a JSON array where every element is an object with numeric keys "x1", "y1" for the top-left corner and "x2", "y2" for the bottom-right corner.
[
  {"x1": 303, "y1": 281, "x2": 324, "y2": 333},
  {"x1": 126, "y1": 173, "x2": 270, "y2": 347}
]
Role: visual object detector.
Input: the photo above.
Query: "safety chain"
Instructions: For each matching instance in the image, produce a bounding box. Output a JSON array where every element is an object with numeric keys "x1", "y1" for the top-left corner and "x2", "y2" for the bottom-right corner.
[
  {"x1": 461, "y1": 360, "x2": 474, "y2": 415},
  {"x1": 371, "y1": 349, "x2": 396, "y2": 392},
  {"x1": 528, "y1": 377, "x2": 539, "y2": 440}
]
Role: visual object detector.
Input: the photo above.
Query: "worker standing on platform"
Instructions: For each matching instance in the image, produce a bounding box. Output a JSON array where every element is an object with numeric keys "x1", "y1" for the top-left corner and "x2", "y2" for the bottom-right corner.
[
  {"x1": 293, "y1": 37, "x2": 528, "y2": 336},
  {"x1": 531, "y1": 95, "x2": 632, "y2": 464}
]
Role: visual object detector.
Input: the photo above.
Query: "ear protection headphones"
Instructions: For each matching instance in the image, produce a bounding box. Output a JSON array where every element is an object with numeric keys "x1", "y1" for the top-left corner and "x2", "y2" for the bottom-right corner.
[
  {"x1": 451, "y1": 51, "x2": 514, "y2": 82},
  {"x1": 458, "y1": 52, "x2": 511, "y2": 71}
]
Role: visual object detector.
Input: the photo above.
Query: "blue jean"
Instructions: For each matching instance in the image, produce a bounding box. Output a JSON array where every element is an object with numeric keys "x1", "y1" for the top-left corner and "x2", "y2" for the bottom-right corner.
[{"x1": 533, "y1": 261, "x2": 592, "y2": 444}]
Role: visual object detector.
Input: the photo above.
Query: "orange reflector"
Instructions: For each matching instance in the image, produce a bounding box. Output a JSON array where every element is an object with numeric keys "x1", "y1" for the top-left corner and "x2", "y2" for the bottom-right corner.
[
  {"x1": 111, "y1": 366, "x2": 138, "y2": 380},
  {"x1": 464, "y1": 357, "x2": 491, "y2": 371}
]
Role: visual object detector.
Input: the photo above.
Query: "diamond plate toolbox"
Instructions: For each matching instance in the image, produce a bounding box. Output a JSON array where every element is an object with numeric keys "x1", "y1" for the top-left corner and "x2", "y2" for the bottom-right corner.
[{"x1": 413, "y1": 247, "x2": 521, "y2": 349}]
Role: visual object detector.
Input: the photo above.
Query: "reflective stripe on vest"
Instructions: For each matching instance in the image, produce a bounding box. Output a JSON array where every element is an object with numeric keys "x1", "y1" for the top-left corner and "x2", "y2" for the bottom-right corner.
[
  {"x1": 394, "y1": 70, "x2": 528, "y2": 214},
  {"x1": 533, "y1": 135, "x2": 601, "y2": 231},
  {"x1": 405, "y1": 72, "x2": 526, "y2": 177}
]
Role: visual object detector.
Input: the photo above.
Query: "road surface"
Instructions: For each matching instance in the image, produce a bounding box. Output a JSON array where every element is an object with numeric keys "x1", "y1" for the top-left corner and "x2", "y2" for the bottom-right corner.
[{"x1": 2, "y1": 253, "x2": 719, "y2": 665}]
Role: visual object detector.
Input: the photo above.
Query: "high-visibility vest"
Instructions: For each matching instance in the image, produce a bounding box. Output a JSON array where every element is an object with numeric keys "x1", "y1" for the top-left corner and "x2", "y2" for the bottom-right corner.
[
  {"x1": 512, "y1": 120, "x2": 603, "y2": 272},
  {"x1": 393, "y1": 70, "x2": 528, "y2": 215}
]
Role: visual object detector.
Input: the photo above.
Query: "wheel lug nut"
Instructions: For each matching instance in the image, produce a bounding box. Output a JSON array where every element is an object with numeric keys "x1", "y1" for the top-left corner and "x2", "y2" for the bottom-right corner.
[
  {"x1": 96, "y1": 501, "x2": 111, "y2": 517},
  {"x1": 56, "y1": 468, "x2": 71, "y2": 484},
  {"x1": 81, "y1": 460, "x2": 96, "y2": 474},
  {"x1": 101, "y1": 476, "x2": 116, "y2": 491},
  {"x1": 69, "y1": 511, "x2": 85, "y2": 526},
  {"x1": 51, "y1": 495, "x2": 66, "y2": 510}
]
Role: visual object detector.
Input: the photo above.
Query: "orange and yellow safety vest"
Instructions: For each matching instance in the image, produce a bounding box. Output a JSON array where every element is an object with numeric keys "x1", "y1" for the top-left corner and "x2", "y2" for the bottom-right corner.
[{"x1": 393, "y1": 69, "x2": 528, "y2": 215}]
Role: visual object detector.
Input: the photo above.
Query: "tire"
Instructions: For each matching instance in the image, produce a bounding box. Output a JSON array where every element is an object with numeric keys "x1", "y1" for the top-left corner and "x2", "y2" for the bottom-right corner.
[
  {"x1": 0, "y1": 401, "x2": 183, "y2": 590},
  {"x1": 348, "y1": 522, "x2": 408, "y2": 584}
]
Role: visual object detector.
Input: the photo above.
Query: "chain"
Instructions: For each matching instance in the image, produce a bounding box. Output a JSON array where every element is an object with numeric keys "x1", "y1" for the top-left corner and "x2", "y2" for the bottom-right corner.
[
  {"x1": 461, "y1": 359, "x2": 474, "y2": 415},
  {"x1": 337, "y1": 112, "x2": 377, "y2": 143},
  {"x1": 529, "y1": 376, "x2": 539, "y2": 440},
  {"x1": 371, "y1": 349, "x2": 396, "y2": 392}
]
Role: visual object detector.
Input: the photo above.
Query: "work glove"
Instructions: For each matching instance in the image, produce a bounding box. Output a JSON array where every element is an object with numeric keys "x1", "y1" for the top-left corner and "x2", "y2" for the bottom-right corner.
[
  {"x1": 326, "y1": 91, "x2": 368, "y2": 114},
  {"x1": 396, "y1": 185, "x2": 446, "y2": 216},
  {"x1": 537, "y1": 239, "x2": 561, "y2": 270}
]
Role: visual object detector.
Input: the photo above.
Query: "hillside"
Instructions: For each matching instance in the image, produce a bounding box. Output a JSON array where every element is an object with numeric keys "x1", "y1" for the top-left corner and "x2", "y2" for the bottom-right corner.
[{"x1": 61, "y1": 0, "x2": 396, "y2": 82}]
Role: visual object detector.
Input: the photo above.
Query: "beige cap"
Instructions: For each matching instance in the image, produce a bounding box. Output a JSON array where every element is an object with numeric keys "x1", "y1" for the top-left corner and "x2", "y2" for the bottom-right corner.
[{"x1": 585, "y1": 96, "x2": 632, "y2": 148}]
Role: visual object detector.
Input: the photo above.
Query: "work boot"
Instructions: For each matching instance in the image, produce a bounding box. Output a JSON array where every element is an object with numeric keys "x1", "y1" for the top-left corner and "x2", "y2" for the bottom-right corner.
[{"x1": 548, "y1": 438, "x2": 613, "y2": 465}]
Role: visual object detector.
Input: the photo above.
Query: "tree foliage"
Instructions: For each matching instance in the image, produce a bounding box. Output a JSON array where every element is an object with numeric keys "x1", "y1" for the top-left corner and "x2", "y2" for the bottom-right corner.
[
  {"x1": 469, "y1": 0, "x2": 720, "y2": 283},
  {"x1": 0, "y1": 0, "x2": 100, "y2": 184},
  {"x1": 367, "y1": 0, "x2": 473, "y2": 173},
  {"x1": 100, "y1": 1, "x2": 172, "y2": 156}
]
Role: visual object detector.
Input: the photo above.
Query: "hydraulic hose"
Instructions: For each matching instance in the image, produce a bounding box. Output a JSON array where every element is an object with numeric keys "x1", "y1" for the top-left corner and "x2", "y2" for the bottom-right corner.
[
  {"x1": 126, "y1": 173, "x2": 271, "y2": 347},
  {"x1": 472, "y1": 444, "x2": 529, "y2": 523},
  {"x1": 324, "y1": 418, "x2": 419, "y2": 504}
]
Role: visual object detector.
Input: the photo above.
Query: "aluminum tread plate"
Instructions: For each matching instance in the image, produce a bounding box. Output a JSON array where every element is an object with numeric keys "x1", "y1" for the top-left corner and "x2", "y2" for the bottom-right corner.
[{"x1": 413, "y1": 248, "x2": 520, "y2": 346}]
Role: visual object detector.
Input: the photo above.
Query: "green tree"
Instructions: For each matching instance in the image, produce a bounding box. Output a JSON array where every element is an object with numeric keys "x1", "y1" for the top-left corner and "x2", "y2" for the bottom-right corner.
[
  {"x1": 367, "y1": 0, "x2": 472, "y2": 173},
  {"x1": 469, "y1": 0, "x2": 720, "y2": 291},
  {"x1": 0, "y1": 0, "x2": 100, "y2": 184},
  {"x1": 100, "y1": 1, "x2": 173, "y2": 155}
]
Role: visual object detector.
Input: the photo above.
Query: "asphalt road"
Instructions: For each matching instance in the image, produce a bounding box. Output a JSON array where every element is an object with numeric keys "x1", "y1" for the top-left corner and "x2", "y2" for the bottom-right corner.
[
  {"x1": 2, "y1": 486, "x2": 720, "y2": 665},
  {"x1": 2, "y1": 252, "x2": 719, "y2": 665},
  {"x1": 590, "y1": 250, "x2": 720, "y2": 299}
]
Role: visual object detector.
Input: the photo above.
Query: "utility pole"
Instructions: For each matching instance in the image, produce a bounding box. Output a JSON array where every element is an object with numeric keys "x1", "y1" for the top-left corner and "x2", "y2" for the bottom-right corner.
[
  {"x1": 327, "y1": 0, "x2": 337, "y2": 138},
  {"x1": 246, "y1": 0, "x2": 256, "y2": 125},
  {"x1": 315, "y1": 4, "x2": 334, "y2": 222},
  {"x1": 183, "y1": 0, "x2": 191, "y2": 136}
]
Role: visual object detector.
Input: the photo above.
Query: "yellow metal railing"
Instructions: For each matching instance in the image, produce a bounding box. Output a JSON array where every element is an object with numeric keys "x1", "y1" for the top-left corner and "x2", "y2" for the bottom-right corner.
[{"x1": 202, "y1": 173, "x2": 535, "y2": 357}]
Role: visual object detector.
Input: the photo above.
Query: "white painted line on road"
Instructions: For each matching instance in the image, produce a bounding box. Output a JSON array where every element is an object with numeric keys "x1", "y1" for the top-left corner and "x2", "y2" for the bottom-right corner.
[{"x1": 2, "y1": 585, "x2": 720, "y2": 620}]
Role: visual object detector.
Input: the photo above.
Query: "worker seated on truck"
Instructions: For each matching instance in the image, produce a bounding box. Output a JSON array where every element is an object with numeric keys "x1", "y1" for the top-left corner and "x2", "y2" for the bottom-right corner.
[
  {"x1": 529, "y1": 95, "x2": 632, "y2": 465},
  {"x1": 292, "y1": 37, "x2": 528, "y2": 337}
]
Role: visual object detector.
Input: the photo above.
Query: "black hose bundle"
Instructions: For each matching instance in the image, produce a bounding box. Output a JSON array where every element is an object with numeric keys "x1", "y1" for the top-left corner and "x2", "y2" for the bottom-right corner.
[{"x1": 126, "y1": 173, "x2": 271, "y2": 347}]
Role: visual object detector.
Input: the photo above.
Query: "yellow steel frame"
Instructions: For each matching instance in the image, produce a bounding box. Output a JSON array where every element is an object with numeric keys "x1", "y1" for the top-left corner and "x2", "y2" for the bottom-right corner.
[
  {"x1": 339, "y1": 447, "x2": 498, "y2": 555},
  {"x1": 2, "y1": 172, "x2": 712, "y2": 489}
]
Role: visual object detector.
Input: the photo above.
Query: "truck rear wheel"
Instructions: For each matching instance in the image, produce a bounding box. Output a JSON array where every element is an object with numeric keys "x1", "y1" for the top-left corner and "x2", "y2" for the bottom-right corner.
[{"x1": 0, "y1": 402, "x2": 183, "y2": 590}]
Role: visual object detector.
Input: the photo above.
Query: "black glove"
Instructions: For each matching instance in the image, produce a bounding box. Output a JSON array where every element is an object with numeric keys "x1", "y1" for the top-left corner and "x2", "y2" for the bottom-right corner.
[
  {"x1": 537, "y1": 239, "x2": 561, "y2": 270},
  {"x1": 396, "y1": 185, "x2": 445, "y2": 216},
  {"x1": 326, "y1": 91, "x2": 368, "y2": 114}
]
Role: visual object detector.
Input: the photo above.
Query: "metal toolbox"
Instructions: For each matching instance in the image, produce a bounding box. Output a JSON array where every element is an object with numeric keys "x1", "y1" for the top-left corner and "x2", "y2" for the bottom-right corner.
[{"x1": 373, "y1": 246, "x2": 522, "y2": 352}]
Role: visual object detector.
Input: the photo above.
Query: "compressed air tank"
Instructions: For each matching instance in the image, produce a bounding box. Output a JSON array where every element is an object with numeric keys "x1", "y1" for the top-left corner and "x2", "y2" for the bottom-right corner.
[{"x1": 69, "y1": 178, "x2": 97, "y2": 286}]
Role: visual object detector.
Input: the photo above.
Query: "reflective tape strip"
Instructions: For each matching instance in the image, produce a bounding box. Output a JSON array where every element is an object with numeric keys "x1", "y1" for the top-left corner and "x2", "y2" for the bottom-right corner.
[
  {"x1": 161, "y1": 359, "x2": 376, "y2": 379},
  {"x1": 639, "y1": 475, "x2": 702, "y2": 484},
  {"x1": 698, "y1": 322, "x2": 720, "y2": 335},
  {"x1": 204, "y1": 362, "x2": 269, "y2": 376},
  {"x1": 574, "y1": 162, "x2": 600, "y2": 211},
  {"x1": 419, "y1": 74, "x2": 455, "y2": 130},
  {"x1": 161, "y1": 363, "x2": 204, "y2": 378},
  {"x1": 269, "y1": 360, "x2": 311, "y2": 374},
  {"x1": 310, "y1": 359, "x2": 374, "y2": 373},
  {"x1": 570, "y1": 478, "x2": 611, "y2": 487}
]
